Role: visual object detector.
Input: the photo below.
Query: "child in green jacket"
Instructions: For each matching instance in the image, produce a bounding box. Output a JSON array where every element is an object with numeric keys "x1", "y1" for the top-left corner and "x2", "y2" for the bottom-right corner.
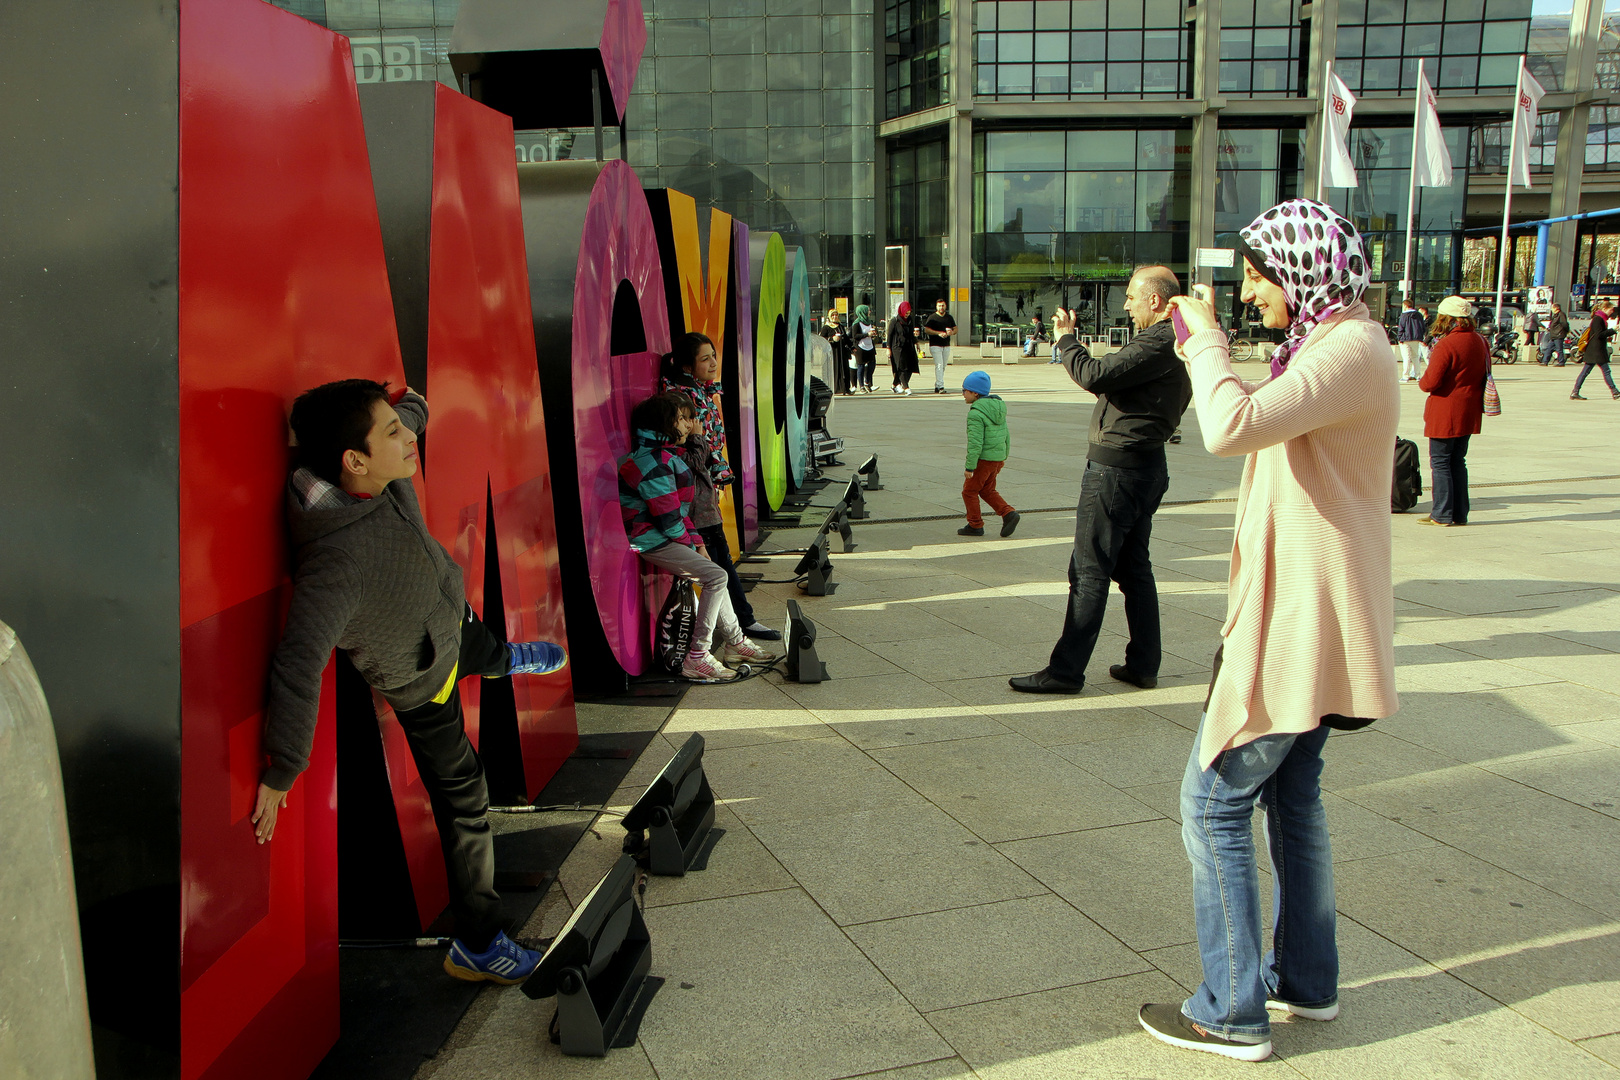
[{"x1": 959, "y1": 370, "x2": 1020, "y2": 537}]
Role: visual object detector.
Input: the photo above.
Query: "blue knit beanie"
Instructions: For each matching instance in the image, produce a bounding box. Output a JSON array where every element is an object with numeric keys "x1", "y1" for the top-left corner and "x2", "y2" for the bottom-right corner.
[{"x1": 963, "y1": 370, "x2": 992, "y2": 396}]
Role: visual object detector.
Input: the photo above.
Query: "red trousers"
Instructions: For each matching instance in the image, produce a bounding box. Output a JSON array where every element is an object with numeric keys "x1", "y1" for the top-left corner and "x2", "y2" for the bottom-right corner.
[{"x1": 963, "y1": 459, "x2": 1013, "y2": 528}]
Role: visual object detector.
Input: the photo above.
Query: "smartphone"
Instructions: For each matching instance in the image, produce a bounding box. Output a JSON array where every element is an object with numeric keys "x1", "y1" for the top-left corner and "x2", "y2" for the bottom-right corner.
[{"x1": 1172, "y1": 306, "x2": 1192, "y2": 345}]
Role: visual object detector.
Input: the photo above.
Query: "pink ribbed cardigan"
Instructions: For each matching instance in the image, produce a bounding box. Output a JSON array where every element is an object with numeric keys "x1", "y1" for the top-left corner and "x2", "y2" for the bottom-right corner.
[{"x1": 1184, "y1": 302, "x2": 1400, "y2": 770}]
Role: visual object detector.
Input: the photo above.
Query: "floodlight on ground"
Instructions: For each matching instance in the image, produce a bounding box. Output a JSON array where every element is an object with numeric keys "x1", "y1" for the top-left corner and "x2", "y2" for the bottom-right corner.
[
  {"x1": 619, "y1": 733, "x2": 717, "y2": 876},
  {"x1": 857, "y1": 453, "x2": 882, "y2": 490},
  {"x1": 522, "y1": 855, "x2": 653, "y2": 1057},
  {"x1": 842, "y1": 474, "x2": 867, "y2": 520},
  {"x1": 783, "y1": 599, "x2": 829, "y2": 683},
  {"x1": 791, "y1": 502, "x2": 846, "y2": 594}
]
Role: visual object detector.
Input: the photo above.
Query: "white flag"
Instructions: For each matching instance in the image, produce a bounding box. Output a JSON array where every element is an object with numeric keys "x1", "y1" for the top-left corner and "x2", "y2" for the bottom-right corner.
[
  {"x1": 1412, "y1": 64, "x2": 1453, "y2": 187},
  {"x1": 1323, "y1": 69, "x2": 1359, "y2": 188},
  {"x1": 1509, "y1": 63, "x2": 1547, "y2": 189}
]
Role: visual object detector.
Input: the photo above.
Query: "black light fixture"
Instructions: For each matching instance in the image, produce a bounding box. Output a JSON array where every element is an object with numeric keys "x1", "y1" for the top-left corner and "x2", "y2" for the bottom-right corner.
[
  {"x1": 843, "y1": 474, "x2": 867, "y2": 520},
  {"x1": 783, "y1": 599, "x2": 829, "y2": 682},
  {"x1": 857, "y1": 453, "x2": 882, "y2": 490},
  {"x1": 619, "y1": 733, "x2": 716, "y2": 876},
  {"x1": 792, "y1": 501, "x2": 848, "y2": 594},
  {"x1": 521, "y1": 855, "x2": 653, "y2": 1057}
]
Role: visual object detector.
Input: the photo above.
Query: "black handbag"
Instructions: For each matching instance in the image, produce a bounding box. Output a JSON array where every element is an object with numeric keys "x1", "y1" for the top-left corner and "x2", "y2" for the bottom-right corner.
[{"x1": 654, "y1": 578, "x2": 697, "y2": 674}]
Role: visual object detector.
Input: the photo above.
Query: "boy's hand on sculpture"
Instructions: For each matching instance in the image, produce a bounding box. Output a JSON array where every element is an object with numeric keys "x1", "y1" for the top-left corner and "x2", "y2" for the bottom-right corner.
[{"x1": 252, "y1": 782, "x2": 290, "y2": 844}]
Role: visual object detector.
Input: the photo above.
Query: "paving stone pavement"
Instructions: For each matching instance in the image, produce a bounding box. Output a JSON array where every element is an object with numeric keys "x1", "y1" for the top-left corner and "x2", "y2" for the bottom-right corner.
[{"x1": 419, "y1": 358, "x2": 1620, "y2": 1079}]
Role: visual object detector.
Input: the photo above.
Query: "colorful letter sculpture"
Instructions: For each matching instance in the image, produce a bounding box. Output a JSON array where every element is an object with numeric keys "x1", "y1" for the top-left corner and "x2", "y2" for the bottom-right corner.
[
  {"x1": 358, "y1": 80, "x2": 578, "y2": 807},
  {"x1": 2, "y1": 2, "x2": 580, "y2": 1077},
  {"x1": 784, "y1": 245, "x2": 814, "y2": 486},
  {"x1": 751, "y1": 232, "x2": 789, "y2": 513},
  {"x1": 450, "y1": 0, "x2": 647, "y2": 130},
  {"x1": 728, "y1": 221, "x2": 763, "y2": 547},
  {"x1": 520, "y1": 159, "x2": 673, "y2": 687},
  {"x1": 647, "y1": 188, "x2": 745, "y2": 553}
]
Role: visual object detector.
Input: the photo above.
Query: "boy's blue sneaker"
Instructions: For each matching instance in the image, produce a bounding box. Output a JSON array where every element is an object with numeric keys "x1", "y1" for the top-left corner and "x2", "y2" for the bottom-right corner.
[
  {"x1": 507, "y1": 640, "x2": 567, "y2": 675},
  {"x1": 443, "y1": 930, "x2": 541, "y2": 984}
]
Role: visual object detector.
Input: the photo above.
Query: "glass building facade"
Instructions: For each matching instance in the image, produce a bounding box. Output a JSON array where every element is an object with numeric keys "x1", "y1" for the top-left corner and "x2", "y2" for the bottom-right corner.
[
  {"x1": 884, "y1": 0, "x2": 1620, "y2": 340},
  {"x1": 624, "y1": 0, "x2": 879, "y2": 306},
  {"x1": 272, "y1": 0, "x2": 881, "y2": 311}
]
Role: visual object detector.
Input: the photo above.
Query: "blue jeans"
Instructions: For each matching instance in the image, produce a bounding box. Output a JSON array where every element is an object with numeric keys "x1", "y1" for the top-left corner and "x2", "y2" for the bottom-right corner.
[
  {"x1": 1046, "y1": 458, "x2": 1168, "y2": 685},
  {"x1": 1540, "y1": 335, "x2": 1566, "y2": 365},
  {"x1": 1428, "y1": 435, "x2": 1470, "y2": 525},
  {"x1": 1574, "y1": 361, "x2": 1618, "y2": 396},
  {"x1": 1180, "y1": 716, "x2": 1338, "y2": 1040}
]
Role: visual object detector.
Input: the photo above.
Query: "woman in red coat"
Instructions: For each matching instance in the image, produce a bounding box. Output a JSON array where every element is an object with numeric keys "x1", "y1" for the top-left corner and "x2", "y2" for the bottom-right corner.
[{"x1": 1417, "y1": 295, "x2": 1491, "y2": 526}]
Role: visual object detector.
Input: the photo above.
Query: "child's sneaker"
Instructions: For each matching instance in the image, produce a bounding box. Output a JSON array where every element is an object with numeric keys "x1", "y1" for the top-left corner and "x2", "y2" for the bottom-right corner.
[
  {"x1": 999, "y1": 511, "x2": 1022, "y2": 537},
  {"x1": 443, "y1": 931, "x2": 541, "y2": 985},
  {"x1": 957, "y1": 524, "x2": 984, "y2": 536},
  {"x1": 681, "y1": 652, "x2": 737, "y2": 682},
  {"x1": 507, "y1": 641, "x2": 567, "y2": 675},
  {"x1": 720, "y1": 638, "x2": 775, "y2": 666}
]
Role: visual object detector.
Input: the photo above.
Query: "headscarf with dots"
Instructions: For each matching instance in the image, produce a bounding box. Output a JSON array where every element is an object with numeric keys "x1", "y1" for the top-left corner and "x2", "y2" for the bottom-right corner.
[{"x1": 1238, "y1": 198, "x2": 1370, "y2": 378}]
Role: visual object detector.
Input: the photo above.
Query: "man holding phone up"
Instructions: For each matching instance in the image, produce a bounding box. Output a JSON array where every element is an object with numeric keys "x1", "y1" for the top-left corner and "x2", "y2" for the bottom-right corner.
[{"x1": 1009, "y1": 265, "x2": 1192, "y2": 695}]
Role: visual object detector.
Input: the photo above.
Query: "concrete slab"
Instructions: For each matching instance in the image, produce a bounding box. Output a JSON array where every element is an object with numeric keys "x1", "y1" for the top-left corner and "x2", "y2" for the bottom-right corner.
[
  {"x1": 750, "y1": 803, "x2": 1047, "y2": 926},
  {"x1": 844, "y1": 894, "x2": 1151, "y2": 1012},
  {"x1": 638, "y1": 889, "x2": 954, "y2": 1080},
  {"x1": 701, "y1": 736, "x2": 931, "y2": 826},
  {"x1": 870, "y1": 733, "x2": 1161, "y2": 843},
  {"x1": 926, "y1": 970, "x2": 1289, "y2": 1078}
]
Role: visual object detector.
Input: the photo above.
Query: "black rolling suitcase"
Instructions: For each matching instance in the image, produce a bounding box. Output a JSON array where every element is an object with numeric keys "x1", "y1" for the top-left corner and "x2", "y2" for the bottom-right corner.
[{"x1": 1392, "y1": 437, "x2": 1422, "y2": 513}]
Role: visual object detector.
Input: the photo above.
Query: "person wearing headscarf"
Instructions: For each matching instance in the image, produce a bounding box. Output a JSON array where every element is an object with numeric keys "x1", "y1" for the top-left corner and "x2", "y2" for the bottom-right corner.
[
  {"x1": 852, "y1": 303, "x2": 878, "y2": 392},
  {"x1": 1135, "y1": 199, "x2": 1399, "y2": 1064},
  {"x1": 821, "y1": 308, "x2": 854, "y2": 395},
  {"x1": 885, "y1": 301, "x2": 921, "y2": 395},
  {"x1": 1417, "y1": 296, "x2": 1490, "y2": 526}
]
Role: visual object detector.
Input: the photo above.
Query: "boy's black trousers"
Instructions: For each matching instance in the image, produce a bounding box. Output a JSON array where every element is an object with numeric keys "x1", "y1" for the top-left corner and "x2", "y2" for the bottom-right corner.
[{"x1": 393, "y1": 608, "x2": 510, "y2": 952}]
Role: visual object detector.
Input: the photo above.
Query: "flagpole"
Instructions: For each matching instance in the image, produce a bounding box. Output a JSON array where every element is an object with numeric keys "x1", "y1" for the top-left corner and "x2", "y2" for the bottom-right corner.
[
  {"x1": 1402, "y1": 60, "x2": 1424, "y2": 300},
  {"x1": 1317, "y1": 61, "x2": 1333, "y2": 201},
  {"x1": 1494, "y1": 55, "x2": 1526, "y2": 331}
]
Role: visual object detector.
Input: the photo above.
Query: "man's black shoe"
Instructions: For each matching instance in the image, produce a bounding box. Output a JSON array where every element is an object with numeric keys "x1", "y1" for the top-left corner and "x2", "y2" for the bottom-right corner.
[
  {"x1": 1108, "y1": 664, "x2": 1157, "y2": 689},
  {"x1": 1000, "y1": 511, "x2": 1021, "y2": 537},
  {"x1": 1009, "y1": 669, "x2": 1083, "y2": 694},
  {"x1": 958, "y1": 525, "x2": 985, "y2": 536}
]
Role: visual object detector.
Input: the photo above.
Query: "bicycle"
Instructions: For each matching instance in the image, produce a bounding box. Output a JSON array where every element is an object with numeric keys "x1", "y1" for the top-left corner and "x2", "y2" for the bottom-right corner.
[{"x1": 1227, "y1": 336, "x2": 1262, "y2": 362}]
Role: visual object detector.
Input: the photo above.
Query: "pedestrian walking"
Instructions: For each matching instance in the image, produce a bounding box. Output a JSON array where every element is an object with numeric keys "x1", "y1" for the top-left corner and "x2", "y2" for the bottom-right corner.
[
  {"x1": 1522, "y1": 309, "x2": 1540, "y2": 348},
  {"x1": 1541, "y1": 302, "x2": 1568, "y2": 366},
  {"x1": 852, "y1": 304, "x2": 878, "y2": 392},
  {"x1": 1571, "y1": 299, "x2": 1619, "y2": 400},
  {"x1": 1138, "y1": 199, "x2": 1399, "y2": 1063},
  {"x1": 821, "y1": 308, "x2": 854, "y2": 395},
  {"x1": 1418, "y1": 296, "x2": 1490, "y2": 527},
  {"x1": 957, "y1": 370, "x2": 1020, "y2": 538},
  {"x1": 1396, "y1": 298, "x2": 1427, "y2": 382},
  {"x1": 886, "y1": 301, "x2": 921, "y2": 395},
  {"x1": 923, "y1": 298, "x2": 958, "y2": 393},
  {"x1": 1008, "y1": 264, "x2": 1191, "y2": 695}
]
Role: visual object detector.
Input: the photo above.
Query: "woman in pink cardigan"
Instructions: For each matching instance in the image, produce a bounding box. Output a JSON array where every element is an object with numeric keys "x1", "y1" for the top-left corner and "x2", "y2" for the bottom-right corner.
[{"x1": 1136, "y1": 200, "x2": 1399, "y2": 1063}]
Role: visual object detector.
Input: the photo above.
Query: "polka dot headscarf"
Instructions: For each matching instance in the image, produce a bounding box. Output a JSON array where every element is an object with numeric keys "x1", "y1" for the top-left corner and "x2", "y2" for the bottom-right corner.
[{"x1": 1238, "y1": 199, "x2": 1370, "y2": 378}]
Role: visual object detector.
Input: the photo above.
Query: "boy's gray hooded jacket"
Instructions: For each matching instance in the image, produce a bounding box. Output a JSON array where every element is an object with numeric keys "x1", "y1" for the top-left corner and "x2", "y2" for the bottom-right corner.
[{"x1": 262, "y1": 392, "x2": 467, "y2": 790}]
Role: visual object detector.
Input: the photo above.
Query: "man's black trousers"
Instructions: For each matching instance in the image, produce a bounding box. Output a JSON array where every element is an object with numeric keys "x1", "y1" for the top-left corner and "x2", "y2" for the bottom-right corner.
[
  {"x1": 1046, "y1": 458, "x2": 1169, "y2": 686},
  {"x1": 392, "y1": 608, "x2": 510, "y2": 952}
]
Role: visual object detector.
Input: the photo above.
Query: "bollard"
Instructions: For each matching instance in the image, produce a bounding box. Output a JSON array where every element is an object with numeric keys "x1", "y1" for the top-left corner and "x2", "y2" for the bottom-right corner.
[{"x1": 0, "y1": 620, "x2": 95, "y2": 1080}]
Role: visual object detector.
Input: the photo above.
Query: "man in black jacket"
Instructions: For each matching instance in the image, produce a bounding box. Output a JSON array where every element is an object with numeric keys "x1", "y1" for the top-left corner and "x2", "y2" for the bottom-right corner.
[
  {"x1": 1540, "y1": 302, "x2": 1569, "y2": 366},
  {"x1": 1010, "y1": 265, "x2": 1192, "y2": 694}
]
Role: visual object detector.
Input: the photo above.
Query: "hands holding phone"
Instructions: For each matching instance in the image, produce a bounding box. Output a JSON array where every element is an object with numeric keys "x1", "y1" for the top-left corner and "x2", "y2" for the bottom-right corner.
[{"x1": 1167, "y1": 285, "x2": 1220, "y2": 346}]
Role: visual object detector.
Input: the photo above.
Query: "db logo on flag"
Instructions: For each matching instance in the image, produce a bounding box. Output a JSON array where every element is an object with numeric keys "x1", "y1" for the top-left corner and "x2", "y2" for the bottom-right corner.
[
  {"x1": 1332, "y1": 95, "x2": 1346, "y2": 115},
  {"x1": 1520, "y1": 92, "x2": 1532, "y2": 109}
]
